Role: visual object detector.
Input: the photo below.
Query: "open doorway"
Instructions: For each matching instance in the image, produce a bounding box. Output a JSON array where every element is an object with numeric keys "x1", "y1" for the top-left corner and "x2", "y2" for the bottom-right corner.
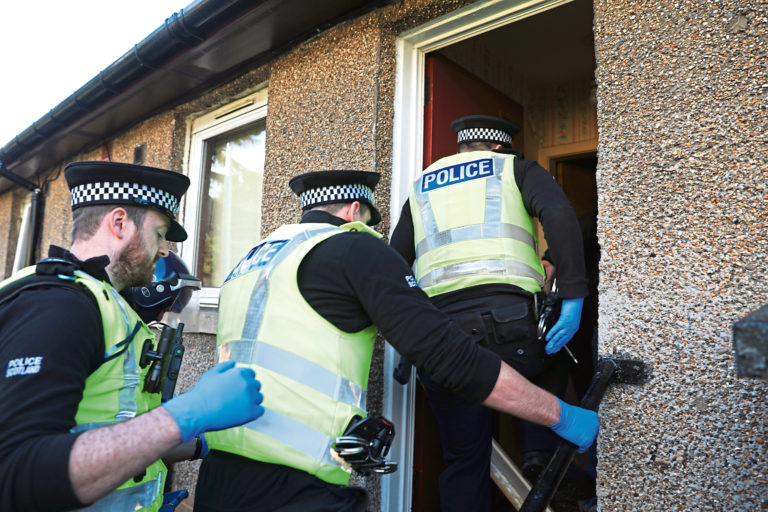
[{"x1": 386, "y1": 0, "x2": 598, "y2": 510}]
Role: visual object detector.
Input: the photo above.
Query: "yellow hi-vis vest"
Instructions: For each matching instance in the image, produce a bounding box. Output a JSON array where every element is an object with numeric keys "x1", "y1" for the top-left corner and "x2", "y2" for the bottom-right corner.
[
  {"x1": 206, "y1": 222, "x2": 380, "y2": 486},
  {"x1": 0, "y1": 264, "x2": 166, "y2": 512},
  {"x1": 409, "y1": 151, "x2": 546, "y2": 297}
]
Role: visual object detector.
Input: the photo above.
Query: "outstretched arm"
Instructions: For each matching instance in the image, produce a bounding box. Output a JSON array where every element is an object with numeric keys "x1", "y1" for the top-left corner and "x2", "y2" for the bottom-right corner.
[
  {"x1": 517, "y1": 159, "x2": 587, "y2": 299},
  {"x1": 483, "y1": 361, "x2": 560, "y2": 425},
  {"x1": 69, "y1": 407, "x2": 181, "y2": 503},
  {"x1": 483, "y1": 362, "x2": 598, "y2": 452},
  {"x1": 69, "y1": 361, "x2": 264, "y2": 505}
]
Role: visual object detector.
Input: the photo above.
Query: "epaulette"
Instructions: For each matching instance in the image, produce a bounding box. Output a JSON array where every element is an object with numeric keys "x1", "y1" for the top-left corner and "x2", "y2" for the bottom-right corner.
[
  {"x1": 0, "y1": 259, "x2": 90, "y2": 308},
  {"x1": 35, "y1": 257, "x2": 78, "y2": 277}
]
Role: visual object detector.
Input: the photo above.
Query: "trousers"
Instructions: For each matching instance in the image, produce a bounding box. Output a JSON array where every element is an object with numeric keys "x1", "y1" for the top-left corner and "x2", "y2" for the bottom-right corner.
[
  {"x1": 194, "y1": 451, "x2": 369, "y2": 512},
  {"x1": 419, "y1": 296, "x2": 570, "y2": 512}
]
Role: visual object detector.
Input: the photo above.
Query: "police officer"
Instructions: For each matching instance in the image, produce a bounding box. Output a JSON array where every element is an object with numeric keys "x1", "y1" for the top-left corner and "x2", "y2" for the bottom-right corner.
[
  {"x1": 193, "y1": 169, "x2": 597, "y2": 511},
  {"x1": 0, "y1": 161, "x2": 264, "y2": 512},
  {"x1": 389, "y1": 115, "x2": 589, "y2": 511}
]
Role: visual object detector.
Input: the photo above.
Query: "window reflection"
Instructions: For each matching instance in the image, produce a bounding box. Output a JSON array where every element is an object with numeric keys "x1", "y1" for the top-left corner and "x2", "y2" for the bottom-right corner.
[{"x1": 197, "y1": 120, "x2": 265, "y2": 287}]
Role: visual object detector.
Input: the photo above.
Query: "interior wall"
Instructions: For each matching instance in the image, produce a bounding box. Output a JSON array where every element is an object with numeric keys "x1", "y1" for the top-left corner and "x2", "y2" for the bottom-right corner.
[
  {"x1": 437, "y1": 47, "x2": 597, "y2": 160},
  {"x1": 438, "y1": 36, "x2": 598, "y2": 264},
  {"x1": 529, "y1": 80, "x2": 598, "y2": 149}
]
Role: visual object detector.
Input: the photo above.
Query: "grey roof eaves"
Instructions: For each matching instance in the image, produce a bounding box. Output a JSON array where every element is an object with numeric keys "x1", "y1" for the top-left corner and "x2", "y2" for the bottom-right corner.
[{"x1": 0, "y1": 0, "x2": 383, "y2": 193}]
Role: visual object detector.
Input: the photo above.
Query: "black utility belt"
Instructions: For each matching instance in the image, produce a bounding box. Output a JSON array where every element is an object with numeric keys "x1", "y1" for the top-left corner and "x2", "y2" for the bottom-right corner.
[{"x1": 455, "y1": 302, "x2": 531, "y2": 345}]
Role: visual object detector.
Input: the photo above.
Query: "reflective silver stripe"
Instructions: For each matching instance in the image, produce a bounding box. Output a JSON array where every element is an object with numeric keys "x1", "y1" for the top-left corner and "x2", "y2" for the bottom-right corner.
[
  {"x1": 484, "y1": 157, "x2": 504, "y2": 223},
  {"x1": 76, "y1": 273, "x2": 141, "y2": 422},
  {"x1": 244, "y1": 408, "x2": 341, "y2": 469},
  {"x1": 222, "y1": 340, "x2": 365, "y2": 409},
  {"x1": 413, "y1": 178, "x2": 439, "y2": 239},
  {"x1": 110, "y1": 287, "x2": 141, "y2": 421},
  {"x1": 71, "y1": 470, "x2": 162, "y2": 511},
  {"x1": 241, "y1": 226, "x2": 340, "y2": 342},
  {"x1": 418, "y1": 259, "x2": 545, "y2": 289},
  {"x1": 414, "y1": 154, "x2": 508, "y2": 260},
  {"x1": 414, "y1": 155, "x2": 544, "y2": 289},
  {"x1": 415, "y1": 223, "x2": 536, "y2": 258}
]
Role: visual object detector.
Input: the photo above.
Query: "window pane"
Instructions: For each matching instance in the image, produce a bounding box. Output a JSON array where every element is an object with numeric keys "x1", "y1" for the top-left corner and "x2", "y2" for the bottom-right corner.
[{"x1": 198, "y1": 120, "x2": 265, "y2": 287}]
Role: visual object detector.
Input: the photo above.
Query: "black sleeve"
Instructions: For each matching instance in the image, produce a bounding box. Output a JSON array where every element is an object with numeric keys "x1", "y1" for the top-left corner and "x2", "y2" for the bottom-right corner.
[
  {"x1": 0, "y1": 285, "x2": 104, "y2": 512},
  {"x1": 388, "y1": 200, "x2": 416, "y2": 266},
  {"x1": 341, "y1": 234, "x2": 501, "y2": 402},
  {"x1": 515, "y1": 159, "x2": 589, "y2": 298}
]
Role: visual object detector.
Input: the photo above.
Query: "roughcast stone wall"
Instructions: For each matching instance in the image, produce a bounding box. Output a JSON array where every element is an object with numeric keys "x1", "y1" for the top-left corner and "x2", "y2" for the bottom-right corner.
[{"x1": 593, "y1": 1, "x2": 767, "y2": 510}]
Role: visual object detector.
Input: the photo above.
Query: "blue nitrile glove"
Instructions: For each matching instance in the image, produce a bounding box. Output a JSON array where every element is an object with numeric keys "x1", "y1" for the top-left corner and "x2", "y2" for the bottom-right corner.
[
  {"x1": 162, "y1": 361, "x2": 264, "y2": 442},
  {"x1": 549, "y1": 398, "x2": 598, "y2": 453},
  {"x1": 192, "y1": 434, "x2": 209, "y2": 460},
  {"x1": 544, "y1": 297, "x2": 584, "y2": 354},
  {"x1": 159, "y1": 489, "x2": 189, "y2": 511}
]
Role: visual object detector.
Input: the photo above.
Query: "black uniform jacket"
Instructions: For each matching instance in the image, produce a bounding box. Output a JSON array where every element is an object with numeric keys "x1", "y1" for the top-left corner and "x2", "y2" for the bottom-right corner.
[
  {"x1": 294, "y1": 210, "x2": 501, "y2": 395},
  {"x1": 0, "y1": 246, "x2": 108, "y2": 511},
  {"x1": 389, "y1": 150, "x2": 588, "y2": 312}
]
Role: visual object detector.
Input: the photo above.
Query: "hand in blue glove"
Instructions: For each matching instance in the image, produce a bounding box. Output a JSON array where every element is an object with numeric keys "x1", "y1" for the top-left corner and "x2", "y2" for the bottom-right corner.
[
  {"x1": 191, "y1": 434, "x2": 209, "y2": 460},
  {"x1": 199, "y1": 434, "x2": 209, "y2": 458},
  {"x1": 544, "y1": 297, "x2": 584, "y2": 354},
  {"x1": 549, "y1": 398, "x2": 598, "y2": 453},
  {"x1": 163, "y1": 361, "x2": 264, "y2": 442},
  {"x1": 159, "y1": 489, "x2": 189, "y2": 511}
]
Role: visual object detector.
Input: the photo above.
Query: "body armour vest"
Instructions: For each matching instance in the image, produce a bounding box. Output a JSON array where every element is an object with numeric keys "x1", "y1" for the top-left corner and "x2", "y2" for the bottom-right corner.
[
  {"x1": 409, "y1": 151, "x2": 546, "y2": 297},
  {"x1": 206, "y1": 222, "x2": 380, "y2": 486},
  {"x1": 0, "y1": 263, "x2": 166, "y2": 512}
]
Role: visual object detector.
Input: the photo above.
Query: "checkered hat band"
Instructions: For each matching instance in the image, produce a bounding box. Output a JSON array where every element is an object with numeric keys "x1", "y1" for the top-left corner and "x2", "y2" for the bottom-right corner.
[
  {"x1": 457, "y1": 128, "x2": 513, "y2": 146},
  {"x1": 70, "y1": 181, "x2": 180, "y2": 217},
  {"x1": 300, "y1": 184, "x2": 374, "y2": 209}
]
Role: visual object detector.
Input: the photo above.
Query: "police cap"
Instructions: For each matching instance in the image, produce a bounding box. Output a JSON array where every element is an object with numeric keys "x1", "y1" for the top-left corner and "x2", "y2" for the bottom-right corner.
[
  {"x1": 450, "y1": 115, "x2": 521, "y2": 148},
  {"x1": 288, "y1": 170, "x2": 381, "y2": 226},
  {"x1": 64, "y1": 161, "x2": 190, "y2": 242}
]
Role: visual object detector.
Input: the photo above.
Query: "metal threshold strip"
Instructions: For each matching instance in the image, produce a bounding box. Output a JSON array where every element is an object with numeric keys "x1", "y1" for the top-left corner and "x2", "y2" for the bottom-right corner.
[{"x1": 490, "y1": 438, "x2": 555, "y2": 512}]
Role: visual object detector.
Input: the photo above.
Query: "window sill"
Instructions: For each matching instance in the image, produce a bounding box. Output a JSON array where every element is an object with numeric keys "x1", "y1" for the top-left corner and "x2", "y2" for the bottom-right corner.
[
  {"x1": 194, "y1": 306, "x2": 219, "y2": 335},
  {"x1": 168, "y1": 302, "x2": 219, "y2": 335}
]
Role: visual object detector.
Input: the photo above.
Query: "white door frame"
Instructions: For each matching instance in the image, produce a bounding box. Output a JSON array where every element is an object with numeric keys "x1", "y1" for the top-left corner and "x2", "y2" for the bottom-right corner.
[{"x1": 383, "y1": 1, "x2": 572, "y2": 509}]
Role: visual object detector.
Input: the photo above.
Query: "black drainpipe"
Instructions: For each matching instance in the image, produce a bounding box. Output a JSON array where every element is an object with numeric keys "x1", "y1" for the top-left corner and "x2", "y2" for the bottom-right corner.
[{"x1": 0, "y1": 161, "x2": 44, "y2": 266}]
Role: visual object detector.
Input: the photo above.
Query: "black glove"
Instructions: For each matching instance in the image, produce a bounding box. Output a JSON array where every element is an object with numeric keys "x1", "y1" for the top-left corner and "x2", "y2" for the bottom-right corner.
[{"x1": 393, "y1": 355, "x2": 412, "y2": 385}]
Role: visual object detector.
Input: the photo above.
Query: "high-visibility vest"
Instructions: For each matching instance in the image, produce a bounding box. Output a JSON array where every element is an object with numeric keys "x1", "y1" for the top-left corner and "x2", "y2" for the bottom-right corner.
[
  {"x1": 0, "y1": 264, "x2": 166, "y2": 512},
  {"x1": 206, "y1": 221, "x2": 380, "y2": 486},
  {"x1": 409, "y1": 151, "x2": 545, "y2": 297}
]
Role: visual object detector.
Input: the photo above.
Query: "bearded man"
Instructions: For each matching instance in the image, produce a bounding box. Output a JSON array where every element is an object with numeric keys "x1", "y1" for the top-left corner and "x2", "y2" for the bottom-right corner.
[{"x1": 0, "y1": 161, "x2": 264, "y2": 512}]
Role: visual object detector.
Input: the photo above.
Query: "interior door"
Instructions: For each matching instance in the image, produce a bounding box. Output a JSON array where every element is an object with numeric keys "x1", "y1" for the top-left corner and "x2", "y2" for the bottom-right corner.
[
  {"x1": 423, "y1": 53, "x2": 524, "y2": 167},
  {"x1": 556, "y1": 157, "x2": 597, "y2": 218},
  {"x1": 412, "y1": 52, "x2": 526, "y2": 512}
]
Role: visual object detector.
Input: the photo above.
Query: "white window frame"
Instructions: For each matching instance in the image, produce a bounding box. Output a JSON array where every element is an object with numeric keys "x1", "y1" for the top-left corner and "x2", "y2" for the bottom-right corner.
[
  {"x1": 384, "y1": 1, "x2": 571, "y2": 509},
  {"x1": 180, "y1": 87, "x2": 268, "y2": 312}
]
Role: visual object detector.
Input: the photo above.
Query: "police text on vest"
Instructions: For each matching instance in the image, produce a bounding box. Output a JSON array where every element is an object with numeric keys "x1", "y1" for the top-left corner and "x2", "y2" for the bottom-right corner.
[
  {"x1": 5, "y1": 356, "x2": 43, "y2": 378},
  {"x1": 421, "y1": 158, "x2": 493, "y2": 192},
  {"x1": 225, "y1": 239, "x2": 289, "y2": 283}
]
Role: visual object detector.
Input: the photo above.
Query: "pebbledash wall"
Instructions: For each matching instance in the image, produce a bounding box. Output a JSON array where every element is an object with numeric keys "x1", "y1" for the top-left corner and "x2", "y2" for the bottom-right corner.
[
  {"x1": 0, "y1": 0, "x2": 766, "y2": 510},
  {"x1": 593, "y1": 0, "x2": 767, "y2": 510}
]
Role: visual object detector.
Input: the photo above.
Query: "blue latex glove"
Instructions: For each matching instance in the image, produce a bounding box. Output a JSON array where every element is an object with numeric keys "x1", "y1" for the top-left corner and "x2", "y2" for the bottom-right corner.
[
  {"x1": 549, "y1": 398, "x2": 599, "y2": 453},
  {"x1": 198, "y1": 434, "x2": 209, "y2": 458},
  {"x1": 544, "y1": 297, "x2": 584, "y2": 354},
  {"x1": 159, "y1": 489, "x2": 189, "y2": 511},
  {"x1": 163, "y1": 361, "x2": 264, "y2": 442},
  {"x1": 192, "y1": 434, "x2": 209, "y2": 460}
]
